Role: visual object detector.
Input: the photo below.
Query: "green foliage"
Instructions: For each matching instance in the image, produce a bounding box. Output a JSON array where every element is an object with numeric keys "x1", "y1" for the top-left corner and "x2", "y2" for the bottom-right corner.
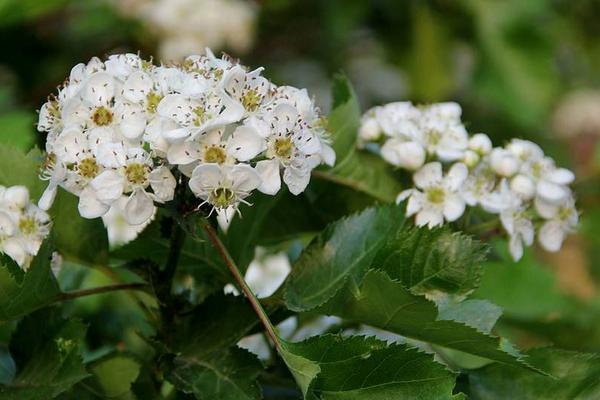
[
  {"x1": 167, "y1": 348, "x2": 263, "y2": 400},
  {"x1": 0, "y1": 240, "x2": 61, "y2": 322},
  {"x1": 0, "y1": 309, "x2": 89, "y2": 399},
  {"x1": 285, "y1": 205, "x2": 405, "y2": 312},
  {"x1": 0, "y1": 111, "x2": 35, "y2": 151},
  {"x1": 280, "y1": 335, "x2": 460, "y2": 399},
  {"x1": 466, "y1": 348, "x2": 600, "y2": 399}
]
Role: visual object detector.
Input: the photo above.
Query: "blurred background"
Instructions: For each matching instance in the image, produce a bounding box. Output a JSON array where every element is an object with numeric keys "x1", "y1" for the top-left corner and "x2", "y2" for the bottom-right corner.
[{"x1": 1, "y1": 0, "x2": 600, "y2": 357}]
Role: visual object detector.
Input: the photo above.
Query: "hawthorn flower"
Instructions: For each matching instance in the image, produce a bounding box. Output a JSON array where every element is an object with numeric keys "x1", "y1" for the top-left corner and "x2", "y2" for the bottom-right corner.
[
  {"x1": 0, "y1": 185, "x2": 50, "y2": 269},
  {"x1": 189, "y1": 163, "x2": 261, "y2": 219},
  {"x1": 102, "y1": 197, "x2": 156, "y2": 247},
  {"x1": 535, "y1": 197, "x2": 578, "y2": 252},
  {"x1": 397, "y1": 162, "x2": 468, "y2": 228}
]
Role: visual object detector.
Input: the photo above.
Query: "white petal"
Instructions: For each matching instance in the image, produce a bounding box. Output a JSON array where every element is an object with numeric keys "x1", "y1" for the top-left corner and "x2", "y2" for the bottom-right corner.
[
  {"x1": 283, "y1": 166, "x2": 311, "y2": 195},
  {"x1": 2, "y1": 238, "x2": 27, "y2": 267},
  {"x1": 396, "y1": 189, "x2": 414, "y2": 204},
  {"x1": 122, "y1": 71, "x2": 153, "y2": 103},
  {"x1": 78, "y1": 186, "x2": 110, "y2": 219},
  {"x1": 189, "y1": 164, "x2": 224, "y2": 195},
  {"x1": 547, "y1": 168, "x2": 575, "y2": 185},
  {"x1": 508, "y1": 234, "x2": 524, "y2": 261},
  {"x1": 124, "y1": 190, "x2": 155, "y2": 225},
  {"x1": 149, "y1": 166, "x2": 176, "y2": 202},
  {"x1": 415, "y1": 209, "x2": 444, "y2": 228},
  {"x1": 4, "y1": 186, "x2": 30, "y2": 209},
  {"x1": 90, "y1": 170, "x2": 124, "y2": 205},
  {"x1": 534, "y1": 197, "x2": 559, "y2": 219},
  {"x1": 167, "y1": 142, "x2": 196, "y2": 165},
  {"x1": 255, "y1": 159, "x2": 281, "y2": 195},
  {"x1": 536, "y1": 180, "x2": 568, "y2": 204},
  {"x1": 443, "y1": 194, "x2": 466, "y2": 222},
  {"x1": 117, "y1": 103, "x2": 147, "y2": 139},
  {"x1": 414, "y1": 162, "x2": 442, "y2": 189},
  {"x1": 231, "y1": 164, "x2": 262, "y2": 194},
  {"x1": 82, "y1": 72, "x2": 115, "y2": 106},
  {"x1": 0, "y1": 212, "x2": 16, "y2": 236},
  {"x1": 406, "y1": 192, "x2": 424, "y2": 217},
  {"x1": 320, "y1": 143, "x2": 336, "y2": 167},
  {"x1": 227, "y1": 126, "x2": 266, "y2": 162},
  {"x1": 538, "y1": 221, "x2": 565, "y2": 252},
  {"x1": 216, "y1": 206, "x2": 237, "y2": 233},
  {"x1": 444, "y1": 163, "x2": 468, "y2": 191},
  {"x1": 510, "y1": 174, "x2": 535, "y2": 200},
  {"x1": 96, "y1": 142, "x2": 127, "y2": 168},
  {"x1": 38, "y1": 185, "x2": 58, "y2": 211}
]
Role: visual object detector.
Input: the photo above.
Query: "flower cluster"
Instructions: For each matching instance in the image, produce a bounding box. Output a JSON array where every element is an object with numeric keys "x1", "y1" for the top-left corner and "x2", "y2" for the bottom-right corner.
[
  {"x1": 360, "y1": 101, "x2": 578, "y2": 261},
  {"x1": 37, "y1": 51, "x2": 334, "y2": 226},
  {"x1": 0, "y1": 185, "x2": 50, "y2": 268},
  {"x1": 112, "y1": 0, "x2": 257, "y2": 61}
]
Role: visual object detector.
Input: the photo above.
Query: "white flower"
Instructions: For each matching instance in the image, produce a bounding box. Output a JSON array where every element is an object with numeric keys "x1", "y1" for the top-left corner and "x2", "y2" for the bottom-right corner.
[
  {"x1": 462, "y1": 162, "x2": 496, "y2": 207},
  {"x1": 535, "y1": 196, "x2": 578, "y2": 252},
  {"x1": 501, "y1": 206, "x2": 534, "y2": 261},
  {"x1": 510, "y1": 174, "x2": 536, "y2": 201},
  {"x1": 0, "y1": 185, "x2": 51, "y2": 269},
  {"x1": 397, "y1": 162, "x2": 468, "y2": 228},
  {"x1": 358, "y1": 108, "x2": 382, "y2": 144},
  {"x1": 102, "y1": 196, "x2": 155, "y2": 247},
  {"x1": 189, "y1": 163, "x2": 261, "y2": 220},
  {"x1": 380, "y1": 139, "x2": 425, "y2": 170}
]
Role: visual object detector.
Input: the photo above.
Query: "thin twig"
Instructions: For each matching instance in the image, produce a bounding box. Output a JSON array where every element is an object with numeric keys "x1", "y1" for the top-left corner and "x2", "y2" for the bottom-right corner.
[
  {"x1": 57, "y1": 283, "x2": 149, "y2": 301},
  {"x1": 203, "y1": 223, "x2": 281, "y2": 349}
]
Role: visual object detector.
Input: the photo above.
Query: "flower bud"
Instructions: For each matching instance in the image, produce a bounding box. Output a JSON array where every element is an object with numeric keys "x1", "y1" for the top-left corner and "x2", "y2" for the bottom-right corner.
[
  {"x1": 468, "y1": 133, "x2": 492, "y2": 155},
  {"x1": 510, "y1": 174, "x2": 535, "y2": 200},
  {"x1": 490, "y1": 148, "x2": 520, "y2": 177},
  {"x1": 358, "y1": 116, "x2": 381, "y2": 142},
  {"x1": 463, "y1": 150, "x2": 480, "y2": 168},
  {"x1": 381, "y1": 140, "x2": 425, "y2": 170}
]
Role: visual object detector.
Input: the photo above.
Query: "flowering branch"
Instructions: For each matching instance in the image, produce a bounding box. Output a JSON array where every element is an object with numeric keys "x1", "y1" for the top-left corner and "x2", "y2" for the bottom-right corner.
[
  {"x1": 203, "y1": 223, "x2": 281, "y2": 349},
  {"x1": 57, "y1": 282, "x2": 149, "y2": 301}
]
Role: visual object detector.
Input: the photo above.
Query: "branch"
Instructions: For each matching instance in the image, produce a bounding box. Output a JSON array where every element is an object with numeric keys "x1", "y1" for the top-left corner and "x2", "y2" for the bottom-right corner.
[
  {"x1": 57, "y1": 283, "x2": 148, "y2": 301},
  {"x1": 203, "y1": 223, "x2": 281, "y2": 349}
]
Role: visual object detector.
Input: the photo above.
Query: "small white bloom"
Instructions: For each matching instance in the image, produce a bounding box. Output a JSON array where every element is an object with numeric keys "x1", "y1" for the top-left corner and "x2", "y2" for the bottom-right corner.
[
  {"x1": 510, "y1": 174, "x2": 536, "y2": 201},
  {"x1": 500, "y1": 206, "x2": 534, "y2": 261},
  {"x1": 102, "y1": 196, "x2": 155, "y2": 247},
  {"x1": 380, "y1": 139, "x2": 425, "y2": 170},
  {"x1": 468, "y1": 133, "x2": 492, "y2": 155},
  {"x1": 397, "y1": 162, "x2": 468, "y2": 228},
  {"x1": 535, "y1": 196, "x2": 578, "y2": 252},
  {"x1": 189, "y1": 163, "x2": 261, "y2": 220},
  {"x1": 489, "y1": 148, "x2": 520, "y2": 177}
]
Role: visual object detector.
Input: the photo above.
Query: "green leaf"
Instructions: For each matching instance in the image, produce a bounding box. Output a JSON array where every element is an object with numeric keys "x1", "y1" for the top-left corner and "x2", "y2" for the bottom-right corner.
[
  {"x1": 0, "y1": 111, "x2": 35, "y2": 151},
  {"x1": 285, "y1": 205, "x2": 405, "y2": 312},
  {"x1": 50, "y1": 191, "x2": 109, "y2": 265},
  {"x1": 318, "y1": 270, "x2": 532, "y2": 369},
  {"x1": 374, "y1": 226, "x2": 487, "y2": 297},
  {"x1": 0, "y1": 240, "x2": 61, "y2": 322},
  {"x1": 0, "y1": 145, "x2": 45, "y2": 200},
  {"x1": 467, "y1": 348, "x2": 600, "y2": 399},
  {"x1": 437, "y1": 299, "x2": 502, "y2": 334},
  {"x1": 88, "y1": 355, "x2": 140, "y2": 400},
  {"x1": 329, "y1": 73, "x2": 361, "y2": 159},
  {"x1": 280, "y1": 335, "x2": 460, "y2": 400},
  {"x1": 0, "y1": 308, "x2": 89, "y2": 399},
  {"x1": 167, "y1": 347, "x2": 263, "y2": 400}
]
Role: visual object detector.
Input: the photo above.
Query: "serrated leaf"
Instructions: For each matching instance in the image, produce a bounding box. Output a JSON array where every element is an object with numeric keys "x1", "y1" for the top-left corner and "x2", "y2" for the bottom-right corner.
[
  {"x1": 317, "y1": 270, "x2": 532, "y2": 370},
  {"x1": 467, "y1": 348, "x2": 600, "y2": 399},
  {"x1": 374, "y1": 226, "x2": 487, "y2": 297},
  {"x1": 88, "y1": 355, "x2": 140, "y2": 400},
  {"x1": 0, "y1": 111, "x2": 35, "y2": 151},
  {"x1": 0, "y1": 308, "x2": 89, "y2": 399},
  {"x1": 167, "y1": 347, "x2": 263, "y2": 400},
  {"x1": 437, "y1": 299, "x2": 503, "y2": 334},
  {"x1": 0, "y1": 240, "x2": 61, "y2": 322},
  {"x1": 0, "y1": 145, "x2": 45, "y2": 200},
  {"x1": 280, "y1": 335, "x2": 460, "y2": 400},
  {"x1": 285, "y1": 206, "x2": 405, "y2": 312}
]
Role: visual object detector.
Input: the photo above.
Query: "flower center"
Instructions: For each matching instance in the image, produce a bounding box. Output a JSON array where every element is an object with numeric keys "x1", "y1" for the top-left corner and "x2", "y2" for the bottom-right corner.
[
  {"x1": 193, "y1": 106, "x2": 207, "y2": 126},
  {"x1": 426, "y1": 187, "x2": 445, "y2": 204},
  {"x1": 146, "y1": 92, "x2": 162, "y2": 114},
  {"x1": 425, "y1": 130, "x2": 441, "y2": 147},
  {"x1": 92, "y1": 106, "x2": 113, "y2": 126},
  {"x1": 209, "y1": 187, "x2": 235, "y2": 209},
  {"x1": 241, "y1": 89, "x2": 261, "y2": 112},
  {"x1": 125, "y1": 163, "x2": 149, "y2": 185},
  {"x1": 274, "y1": 137, "x2": 294, "y2": 159},
  {"x1": 77, "y1": 157, "x2": 100, "y2": 179},
  {"x1": 19, "y1": 217, "x2": 37, "y2": 236},
  {"x1": 203, "y1": 146, "x2": 227, "y2": 164},
  {"x1": 558, "y1": 206, "x2": 573, "y2": 221}
]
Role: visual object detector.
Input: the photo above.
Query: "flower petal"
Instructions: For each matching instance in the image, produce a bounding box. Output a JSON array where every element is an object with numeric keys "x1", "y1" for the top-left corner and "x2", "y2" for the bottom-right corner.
[
  {"x1": 538, "y1": 221, "x2": 565, "y2": 252},
  {"x1": 124, "y1": 190, "x2": 155, "y2": 225},
  {"x1": 227, "y1": 126, "x2": 266, "y2": 162},
  {"x1": 443, "y1": 193, "x2": 466, "y2": 222},
  {"x1": 413, "y1": 162, "x2": 442, "y2": 189},
  {"x1": 78, "y1": 186, "x2": 110, "y2": 219},
  {"x1": 149, "y1": 166, "x2": 176, "y2": 202},
  {"x1": 255, "y1": 159, "x2": 281, "y2": 195}
]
